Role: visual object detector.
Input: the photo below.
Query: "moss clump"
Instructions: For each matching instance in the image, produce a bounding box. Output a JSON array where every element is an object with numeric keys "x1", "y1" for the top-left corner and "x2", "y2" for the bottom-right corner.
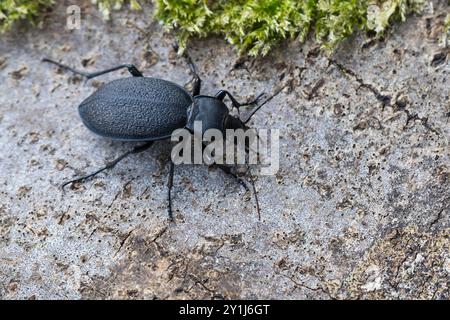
[
  {"x1": 1, "y1": 0, "x2": 445, "y2": 55},
  {"x1": 0, "y1": 0, "x2": 54, "y2": 32},
  {"x1": 155, "y1": 0, "x2": 428, "y2": 55},
  {"x1": 443, "y1": 12, "x2": 450, "y2": 46},
  {"x1": 153, "y1": 0, "x2": 213, "y2": 49},
  {"x1": 92, "y1": 0, "x2": 141, "y2": 20}
]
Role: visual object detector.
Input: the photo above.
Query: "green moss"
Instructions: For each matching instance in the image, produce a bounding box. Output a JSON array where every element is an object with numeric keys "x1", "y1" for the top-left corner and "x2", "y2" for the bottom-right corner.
[
  {"x1": 0, "y1": 0, "x2": 54, "y2": 32},
  {"x1": 155, "y1": 0, "x2": 428, "y2": 55},
  {"x1": 314, "y1": 0, "x2": 367, "y2": 50},
  {"x1": 206, "y1": 0, "x2": 311, "y2": 56},
  {"x1": 92, "y1": 0, "x2": 141, "y2": 20},
  {"x1": 0, "y1": 0, "x2": 444, "y2": 55},
  {"x1": 154, "y1": 0, "x2": 213, "y2": 51},
  {"x1": 443, "y1": 12, "x2": 450, "y2": 46}
]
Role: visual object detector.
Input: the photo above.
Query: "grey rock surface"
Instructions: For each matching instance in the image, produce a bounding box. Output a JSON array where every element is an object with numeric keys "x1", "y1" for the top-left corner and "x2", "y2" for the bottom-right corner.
[{"x1": 0, "y1": 1, "x2": 448, "y2": 299}]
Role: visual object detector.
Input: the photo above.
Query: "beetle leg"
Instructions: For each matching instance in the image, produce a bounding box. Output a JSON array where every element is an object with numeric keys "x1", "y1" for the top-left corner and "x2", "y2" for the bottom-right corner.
[
  {"x1": 167, "y1": 160, "x2": 175, "y2": 222},
  {"x1": 213, "y1": 164, "x2": 249, "y2": 193},
  {"x1": 247, "y1": 170, "x2": 261, "y2": 221},
  {"x1": 184, "y1": 56, "x2": 201, "y2": 96},
  {"x1": 43, "y1": 58, "x2": 143, "y2": 79},
  {"x1": 216, "y1": 164, "x2": 261, "y2": 221},
  {"x1": 214, "y1": 163, "x2": 262, "y2": 220},
  {"x1": 173, "y1": 44, "x2": 202, "y2": 96},
  {"x1": 215, "y1": 90, "x2": 265, "y2": 114},
  {"x1": 189, "y1": 63, "x2": 201, "y2": 96},
  {"x1": 61, "y1": 142, "x2": 154, "y2": 190}
]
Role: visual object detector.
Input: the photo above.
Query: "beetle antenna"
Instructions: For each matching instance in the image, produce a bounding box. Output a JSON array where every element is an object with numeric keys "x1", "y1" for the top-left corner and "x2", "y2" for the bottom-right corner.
[{"x1": 243, "y1": 85, "x2": 285, "y2": 124}]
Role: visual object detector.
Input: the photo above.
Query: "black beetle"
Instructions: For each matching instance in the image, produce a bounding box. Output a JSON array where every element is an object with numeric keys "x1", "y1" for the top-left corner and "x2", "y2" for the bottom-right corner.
[{"x1": 43, "y1": 52, "x2": 270, "y2": 221}]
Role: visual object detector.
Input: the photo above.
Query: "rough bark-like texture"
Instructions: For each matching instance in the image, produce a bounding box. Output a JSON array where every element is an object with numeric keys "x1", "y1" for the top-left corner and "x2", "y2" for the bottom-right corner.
[{"x1": 0, "y1": 0, "x2": 448, "y2": 299}]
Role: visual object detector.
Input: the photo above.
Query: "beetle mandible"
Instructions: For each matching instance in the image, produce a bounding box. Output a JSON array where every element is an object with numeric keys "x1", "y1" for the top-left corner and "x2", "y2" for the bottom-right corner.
[{"x1": 43, "y1": 51, "x2": 271, "y2": 221}]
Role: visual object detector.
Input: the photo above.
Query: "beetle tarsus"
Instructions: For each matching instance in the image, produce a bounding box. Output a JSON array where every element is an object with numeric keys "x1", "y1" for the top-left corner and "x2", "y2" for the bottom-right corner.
[
  {"x1": 248, "y1": 172, "x2": 261, "y2": 221},
  {"x1": 60, "y1": 142, "x2": 154, "y2": 190},
  {"x1": 167, "y1": 161, "x2": 175, "y2": 222}
]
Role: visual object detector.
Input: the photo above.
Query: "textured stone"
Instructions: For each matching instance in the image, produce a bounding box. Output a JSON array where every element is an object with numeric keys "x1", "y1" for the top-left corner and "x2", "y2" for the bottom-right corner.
[{"x1": 0, "y1": 0, "x2": 448, "y2": 300}]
